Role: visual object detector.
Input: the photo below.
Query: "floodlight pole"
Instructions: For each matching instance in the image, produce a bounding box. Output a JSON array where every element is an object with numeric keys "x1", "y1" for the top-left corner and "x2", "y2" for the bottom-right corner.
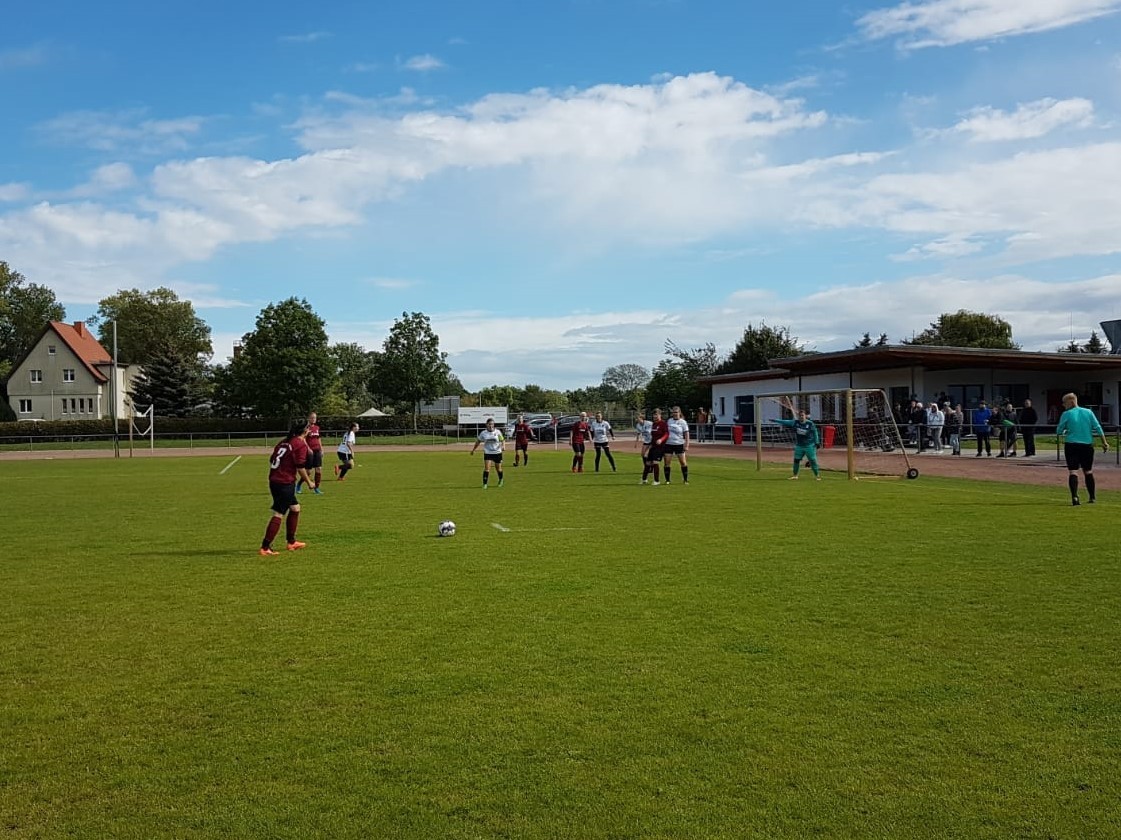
[{"x1": 112, "y1": 321, "x2": 120, "y2": 458}]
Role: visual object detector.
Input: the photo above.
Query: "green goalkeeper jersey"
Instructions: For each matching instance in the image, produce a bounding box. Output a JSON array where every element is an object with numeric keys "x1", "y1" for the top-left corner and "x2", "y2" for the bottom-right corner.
[{"x1": 773, "y1": 417, "x2": 818, "y2": 447}]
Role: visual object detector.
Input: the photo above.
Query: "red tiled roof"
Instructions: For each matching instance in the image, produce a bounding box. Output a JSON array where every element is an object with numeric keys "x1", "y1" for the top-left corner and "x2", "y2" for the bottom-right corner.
[{"x1": 50, "y1": 321, "x2": 110, "y2": 383}]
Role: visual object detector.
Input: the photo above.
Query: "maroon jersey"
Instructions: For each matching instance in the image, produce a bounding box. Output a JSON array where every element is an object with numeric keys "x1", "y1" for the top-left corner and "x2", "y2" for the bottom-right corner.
[
  {"x1": 306, "y1": 423, "x2": 323, "y2": 452},
  {"x1": 570, "y1": 421, "x2": 591, "y2": 444},
  {"x1": 514, "y1": 422, "x2": 534, "y2": 445},
  {"x1": 650, "y1": 419, "x2": 669, "y2": 446},
  {"x1": 268, "y1": 436, "x2": 308, "y2": 484}
]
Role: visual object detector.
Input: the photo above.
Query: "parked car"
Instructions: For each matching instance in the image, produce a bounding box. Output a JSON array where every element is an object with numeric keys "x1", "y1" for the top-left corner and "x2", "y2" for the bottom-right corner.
[{"x1": 537, "y1": 415, "x2": 582, "y2": 442}]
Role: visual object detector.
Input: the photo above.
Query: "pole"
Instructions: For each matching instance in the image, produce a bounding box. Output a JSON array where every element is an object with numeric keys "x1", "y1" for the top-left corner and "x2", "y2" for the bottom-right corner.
[
  {"x1": 112, "y1": 321, "x2": 120, "y2": 458},
  {"x1": 846, "y1": 389, "x2": 855, "y2": 480}
]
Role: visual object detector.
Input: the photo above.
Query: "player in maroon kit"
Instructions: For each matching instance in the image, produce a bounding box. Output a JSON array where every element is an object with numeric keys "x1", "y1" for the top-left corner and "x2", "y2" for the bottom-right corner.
[
  {"x1": 261, "y1": 421, "x2": 315, "y2": 555},
  {"x1": 641, "y1": 408, "x2": 670, "y2": 485},
  {"x1": 512, "y1": 413, "x2": 536, "y2": 467},
  {"x1": 297, "y1": 411, "x2": 325, "y2": 495},
  {"x1": 570, "y1": 411, "x2": 592, "y2": 473}
]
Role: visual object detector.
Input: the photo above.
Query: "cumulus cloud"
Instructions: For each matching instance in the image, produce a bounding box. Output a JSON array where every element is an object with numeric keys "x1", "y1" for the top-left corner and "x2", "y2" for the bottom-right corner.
[
  {"x1": 0, "y1": 42, "x2": 51, "y2": 70},
  {"x1": 949, "y1": 97, "x2": 1095, "y2": 142},
  {"x1": 0, "y1": 183, "x2": 30, "y2": 202},
  {"x1": 857, "y1": 0, "x2": 1121, "y2": 49}
]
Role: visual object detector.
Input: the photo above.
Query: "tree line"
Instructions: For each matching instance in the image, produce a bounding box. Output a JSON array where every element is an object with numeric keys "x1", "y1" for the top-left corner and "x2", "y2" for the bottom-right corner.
[{"x1": 2, "y1": 260, "x2": 1107, "y2": 422}]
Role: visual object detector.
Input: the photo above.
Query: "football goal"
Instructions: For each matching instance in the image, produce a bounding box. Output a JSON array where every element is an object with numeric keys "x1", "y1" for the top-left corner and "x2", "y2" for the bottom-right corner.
[{"x1": 753, "y1": 388, "x2": 919, "y2": 480}]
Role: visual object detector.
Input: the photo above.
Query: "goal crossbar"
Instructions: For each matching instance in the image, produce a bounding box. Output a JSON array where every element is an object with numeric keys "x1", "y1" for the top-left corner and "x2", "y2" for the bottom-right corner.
[{"x1": 753, "y1": 388, "x2": 917, "y2": 480}]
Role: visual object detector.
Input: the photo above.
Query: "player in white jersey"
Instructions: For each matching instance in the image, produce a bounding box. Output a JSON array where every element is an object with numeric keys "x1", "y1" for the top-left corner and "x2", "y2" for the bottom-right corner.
[
  {"x1": 335, "y1": 422, "x2": 358, "y2": 481},
  {"x1": 590, "y1": 412, "x2": 616, "y2": 472},
  {"x1": 469, "y1": 417, "x2": 505, "y2": 489},
  {"x1": 663, "y1": 405, "x2": 691, "y2": 484},
  {"x1": 634, "y1": 412, "x2": 653, "y2": 461}
]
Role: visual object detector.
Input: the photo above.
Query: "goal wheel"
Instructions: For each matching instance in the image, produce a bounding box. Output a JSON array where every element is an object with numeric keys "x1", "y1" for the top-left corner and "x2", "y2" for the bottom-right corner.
[{"x1": 906, "y1": 467, "x2": 920, "y2": 480}]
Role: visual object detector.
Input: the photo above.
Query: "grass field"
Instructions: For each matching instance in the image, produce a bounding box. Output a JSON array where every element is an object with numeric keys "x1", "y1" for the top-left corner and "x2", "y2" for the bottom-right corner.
[{"x1": 2, "y1": 450, "x2": 1119, "y2": 838}]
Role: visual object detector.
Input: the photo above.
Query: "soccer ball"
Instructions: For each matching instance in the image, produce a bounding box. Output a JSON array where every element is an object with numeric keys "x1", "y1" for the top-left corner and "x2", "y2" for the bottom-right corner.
[{"x1": 438, "y1": 520, "x2": 456, "y2": 537}]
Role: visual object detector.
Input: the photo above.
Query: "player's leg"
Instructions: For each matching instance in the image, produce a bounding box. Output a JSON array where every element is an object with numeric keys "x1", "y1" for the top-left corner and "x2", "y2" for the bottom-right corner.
[
  {"x1": 594, "y1": 443, "x2": 603, "y2": 472},
  {"x1": 678, "y1": 452, "x2": 688, "y2": 483},
  {"x1": 1064, "y1": 444, "x2": 1081, "y2": 504},
  {"x1": 605, "y1": 445, "x2": 616, "y2": 471},
  {"x1": 285, "y1": 502, "x2": 304, "y2": 549},
  {"x1": 806, "y1": 446, "x2": 820, "y2": 479},
  {"x1": 1083, "y1": 446, "x2": 1096, "y2": 502}
]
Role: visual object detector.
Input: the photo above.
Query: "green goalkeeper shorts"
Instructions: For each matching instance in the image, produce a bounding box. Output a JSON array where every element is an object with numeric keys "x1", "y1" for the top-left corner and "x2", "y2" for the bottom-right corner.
[{"x1": 793, "y1": 445, "x2": 818, "y2": 462}]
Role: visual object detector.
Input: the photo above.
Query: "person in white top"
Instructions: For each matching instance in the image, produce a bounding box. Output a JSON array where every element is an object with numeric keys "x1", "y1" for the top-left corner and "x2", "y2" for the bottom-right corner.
[
  {"x1": 335, "y1": 422, "x2": 358, "y2": 480},
  {"x1": 590, "y1": 412, "x2": 616, "y2": 472},
  {"x1": 470, "y1": 417, "x2": 505, "y2": 489},
  {"x1": 634, "y1": 412, "x2": 652, "y2": 461},
  {"x1": 663, "y1": 405, "x2": 691, "y2": 484},
  {"x1": 926, "y1": 402, "x2": 945, "y2": 452}
]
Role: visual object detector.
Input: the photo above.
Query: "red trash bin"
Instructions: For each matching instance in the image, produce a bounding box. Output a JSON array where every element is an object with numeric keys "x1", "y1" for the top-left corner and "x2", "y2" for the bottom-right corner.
[
  {"x1": 822, "y1": 425, "x2": 836, "y2": 448},
  {"x1": 732, "y1": 425, "x2": 744, "y2": 446}
]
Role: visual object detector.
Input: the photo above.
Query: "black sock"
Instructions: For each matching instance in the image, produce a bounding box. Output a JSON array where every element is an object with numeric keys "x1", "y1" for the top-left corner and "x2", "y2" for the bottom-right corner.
[
  {"x1": 1086, "y1": 473, "x2": 1096, "y2": 500},
  {"x1": 607, "y1": 452, "x2": 616, "y2": 470},
  {"x1": 497, "y1": 469, "x2": 503, "y2": 483},
  {"x1": 665, "y1": 465, "x2": 672, "y2": 482},
  {"x1": 483, "y1": 471, "x2": 489, "y2": 486},
  {"x1": 682, "y1": 465, "x2": 689, "y2": 481},
  {"x1": 1069, "y1": 474, "x2": 1079, "y2": 498}
]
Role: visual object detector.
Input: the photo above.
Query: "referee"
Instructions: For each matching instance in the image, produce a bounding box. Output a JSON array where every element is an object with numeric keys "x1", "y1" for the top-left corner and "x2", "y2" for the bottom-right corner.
[{"x1": 1055, "y1": 392, "x2": 1109, "y2": 506}]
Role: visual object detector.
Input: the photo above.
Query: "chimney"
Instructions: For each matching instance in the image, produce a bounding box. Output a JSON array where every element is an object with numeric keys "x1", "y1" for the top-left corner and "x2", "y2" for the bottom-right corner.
[
  {"x1": 1101, "y1": 320, "x2": 1121, "y2": 355},
  {"x1": 74, "y1": 321, "x2": 86, "y2": 337}
]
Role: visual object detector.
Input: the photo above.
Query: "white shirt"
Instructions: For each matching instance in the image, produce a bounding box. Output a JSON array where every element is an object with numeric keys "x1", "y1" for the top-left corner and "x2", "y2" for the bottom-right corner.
[
  {"x1": 927, "y1": 408, "x2": 944, "y2": 427},
  {"x1": 477, "y1": 429, "x2": 505, "y2": 455},
  {"x1": 667, "y1": 417, "x2": 689, "y2": 446},
  {"x1": 337, "y1": 430, "x2": 356, "y2": 454},
  {"x1": 591, "y1": 419, "x2": 613, "y2": 443},
  {"x1": 636, "y1": 420, "x2": 652, "y2": 444}
]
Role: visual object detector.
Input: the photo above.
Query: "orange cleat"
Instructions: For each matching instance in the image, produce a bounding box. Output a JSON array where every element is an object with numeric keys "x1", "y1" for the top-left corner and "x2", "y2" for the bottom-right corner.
[
  {"x1": 286, "y1": 541, "x2": 307, "y2": 551},
  {"x1": 259, "y1": 547, "x2": 279, "y2": 556}
]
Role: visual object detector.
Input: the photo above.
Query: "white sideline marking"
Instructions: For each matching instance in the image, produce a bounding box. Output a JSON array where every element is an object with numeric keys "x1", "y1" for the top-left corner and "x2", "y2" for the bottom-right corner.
[
  {"x1": 491, "y1": 522, "x2": 511, "y2": 532},
  {"x1": 219, "y1": 455, "x2": 242, "y2": 475},
  {"x1": 490, "y1": 524, "x2": 591, "y2": 533}
]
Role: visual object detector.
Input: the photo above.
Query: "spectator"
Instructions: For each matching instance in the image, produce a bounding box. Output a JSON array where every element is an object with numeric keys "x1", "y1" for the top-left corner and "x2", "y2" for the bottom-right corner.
[
  {"x1": 997, "y1": 401, "x2": 1018, "y2": 457},
  {"x1": 974, "y1": 400, "x2": 993, "y2": 457},
  {"x1": 1019, "y1": 399, "x2": 1039, "y2": 457},
  {"x1": 910, "y1": 399, "x2": 927, "y2": 451},
  {"x1": 927, "y1": 402, "x2": 945, "y2": 452},
  {"x1": 696, "y1": 406, "x2": 709, "y2": 443},
  {"x1": 945, "y1": 403, "x2": 963, "y2": 456}
]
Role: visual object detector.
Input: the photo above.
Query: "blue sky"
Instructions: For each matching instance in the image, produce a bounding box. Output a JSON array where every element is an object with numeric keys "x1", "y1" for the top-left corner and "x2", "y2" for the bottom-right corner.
[{"x1": 2, "y1": 0, "x2": 1120, "y2": 390}]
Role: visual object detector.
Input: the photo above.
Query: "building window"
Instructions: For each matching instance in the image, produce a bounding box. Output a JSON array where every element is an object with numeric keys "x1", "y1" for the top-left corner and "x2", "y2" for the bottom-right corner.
[
  {"x1": 70, "y1": 398, "x2": 77, "y2": 414},
  {"x1": 61, "y1": 399, "x2": 68, "y2": 415},
  {"x1": 30, "y1": 369, "x2": 43, "y2": 383},
  {"x1": 48, "y1": 345, "x2": 57, "y2": 355},
  {"x1": 992, "y1": 383, "x2": 1029, "y2": 407},
  {"x1": 18, "y1": 399, "x2": 32, "y2": 414},
  {"x1": 63, "y1": 368, "x2": 76, "y2": 382}
]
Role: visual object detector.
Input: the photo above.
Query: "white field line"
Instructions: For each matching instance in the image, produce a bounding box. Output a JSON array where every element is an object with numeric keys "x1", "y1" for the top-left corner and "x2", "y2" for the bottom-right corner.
[
  {"x1": 491, "y1": 522, "x2": 511, "y2": 532},
  {"x1": 219, "y1": 455, "x2": 242, "y2": 475},
  {"x1": 490, "y1": 523, "x2": 591, "y2": 533}
]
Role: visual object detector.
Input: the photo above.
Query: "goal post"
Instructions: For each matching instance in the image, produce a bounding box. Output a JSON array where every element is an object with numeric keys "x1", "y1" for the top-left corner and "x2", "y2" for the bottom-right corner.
[{"x1": 753, "y1": 388, "x2": 918, "y2": 480}]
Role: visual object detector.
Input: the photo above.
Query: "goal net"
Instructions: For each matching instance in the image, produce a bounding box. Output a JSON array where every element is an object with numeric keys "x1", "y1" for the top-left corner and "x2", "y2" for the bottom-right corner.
[{"x1": 753, "y1": 388, "x2": 918, "y2": 479}]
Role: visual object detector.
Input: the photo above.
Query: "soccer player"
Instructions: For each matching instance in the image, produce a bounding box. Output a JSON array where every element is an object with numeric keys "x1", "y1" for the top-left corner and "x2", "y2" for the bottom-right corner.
[
  {"x1": 570, "y1": 411, "x2": 592, "y2": 473},
  {"x1": 663, "y1": 405, "x2": 690, "y2": 484},
  {"x1": 1055, "y1": 392, "x2": 1109, "y2": 506},
  {"x1": 335, "y1": 422, "x2": 358, "y2": 481},
  {"x1": 641, "y1": 408, "x2": 669, "y2": 485},
  {"x1": 470, "y1": 417, "x2": 505, "y2": 489},
  {"x1": 260, "y1": 421, "x2": 314, "y2": 555},
  {"x1": 770, "y1": 402, "x2": 821, "y2": 480},
  {"x1": 590, "y1": 411, "x2": 616, "y2": 472},
  {"x1": 297, "y1": 410, "x2": 325, "y2": 494},
  {"x1": 634, "y1": 412, "x2": 652, "y2": 461},
  {"x1": 512, "y1": 413, "x2": 536, "y2": 467}
]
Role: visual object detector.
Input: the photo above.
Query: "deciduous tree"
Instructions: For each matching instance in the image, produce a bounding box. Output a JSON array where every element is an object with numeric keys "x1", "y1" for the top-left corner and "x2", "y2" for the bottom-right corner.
[
  {"x1": 376, "y1": 312, "x2": 451, "y2": 430},
  {"x1": 903, "y1": 310, "x2": 1018, "y2": 350},
  {"x1": 717, "y1": 324, "x2": 804, "y2": 374},
  {"x1": 88, "y1": 287, "x2": 212, "y2": 365}
]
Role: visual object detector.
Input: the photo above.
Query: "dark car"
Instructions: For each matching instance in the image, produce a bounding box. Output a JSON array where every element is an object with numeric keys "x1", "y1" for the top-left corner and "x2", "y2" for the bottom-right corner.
[{"x1": 537, "y1": 415, "x2": 582, "y2": 442}]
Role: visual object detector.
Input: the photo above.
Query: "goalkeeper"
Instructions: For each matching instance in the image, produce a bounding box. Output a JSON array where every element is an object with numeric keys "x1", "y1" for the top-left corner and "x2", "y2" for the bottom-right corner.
[{"x1": 769, "y1": 402, "x2": 822, "y2": 480}]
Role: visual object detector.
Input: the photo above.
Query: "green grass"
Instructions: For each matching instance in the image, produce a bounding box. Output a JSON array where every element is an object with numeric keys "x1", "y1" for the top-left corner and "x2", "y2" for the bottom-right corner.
[
  {"x1": 2, "y1": 451, "x2": 1118, "y2": 838},
  {"x1": 0, "y1": 432, "x2": 460, "y2": 452}
]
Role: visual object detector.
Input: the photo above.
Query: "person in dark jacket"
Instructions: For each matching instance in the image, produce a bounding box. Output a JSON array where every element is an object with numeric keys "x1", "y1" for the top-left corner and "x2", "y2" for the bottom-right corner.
[
  {"x1": 1019, "y1": 398, "x2": 1039, "y2": 456},
  {"x1": 974, "y1": 400, "x2": 993, "y2": 456},
  {"x1": 997, "y1": 401, "x2": 1018, "y2": 457}
]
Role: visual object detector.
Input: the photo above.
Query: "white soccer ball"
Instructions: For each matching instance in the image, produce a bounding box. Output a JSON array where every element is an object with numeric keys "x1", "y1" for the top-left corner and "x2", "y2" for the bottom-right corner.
[{"x1": 438, "y1": 520, "x2": 457, "y2": 537}]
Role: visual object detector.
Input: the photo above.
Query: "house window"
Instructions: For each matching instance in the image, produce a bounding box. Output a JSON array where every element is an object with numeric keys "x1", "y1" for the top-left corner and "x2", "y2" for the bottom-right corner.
[
  {"x1": 48, "y1": 345, "x2": 57, "y2": 355},
  {"x1": 61, "y1": 399, "x2": 68, "y2": 415},
  {"x1": 63, "y1": 368, "x2": 76, "y2": 382},
  {"x1": 70, "y1": 398, "x2": 77, "y2": 414},
  {"x1": 19, "y1": 399, "x2": 32, "y2": 414},
  {"x1": 992, "y1": 383, "x2": 1029, "y2": 407},
  {"x1": 948, "y1": 384, "x2": 985, "y2": 410},
  {"x1": 30, "y1": 369, "x2": 43, "y2": 383}
]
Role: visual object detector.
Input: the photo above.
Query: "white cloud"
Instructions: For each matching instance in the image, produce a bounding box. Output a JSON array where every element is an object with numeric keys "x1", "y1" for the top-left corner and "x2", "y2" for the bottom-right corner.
[
  {"x1": 857, "y1": 0, "x2": 1121, "y2": 49},
  {"x1": 0, "y1": 182, "x2": 30, "y2": 202},
  {"x1": 37, "y1": 109, "x2": 206, "y2": 153},
  {"x1": 0, "y1": 43, "x2": 50, "y2": 70},
  {"x1": 279, "y1": 31, "x2": 331, "y2": 43},
  {"x1": 892, "y1": 234, "x2": 985, "y2": 260},
  {"x1": 949, "y1": 97, "x2": 1095, "y2": 142},
  {"x1": 400, "y1": 54, "x2": 445, "y2": 71},
  {"x1": 365, "y1": 277, "x2": 417, "y2": 289},
  {"x1": 66, "y1": 163, "x2": 138, "y2": 198},
  {"x1": 325, "y1": 273, "x2": 1121, "y2": 389}
]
